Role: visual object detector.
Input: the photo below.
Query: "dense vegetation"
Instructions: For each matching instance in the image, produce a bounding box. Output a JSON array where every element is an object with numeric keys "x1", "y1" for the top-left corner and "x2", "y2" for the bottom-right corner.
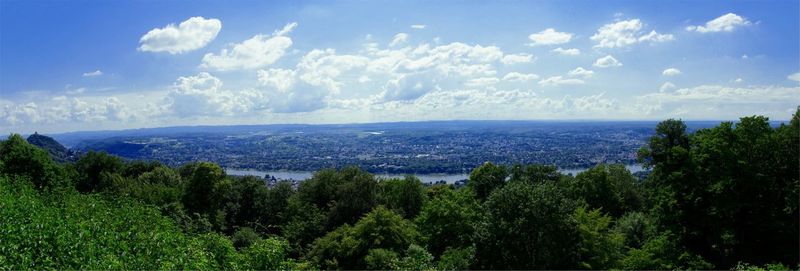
[{"x1": 1, "y1": 112, "x2": 797, "y2": 270}]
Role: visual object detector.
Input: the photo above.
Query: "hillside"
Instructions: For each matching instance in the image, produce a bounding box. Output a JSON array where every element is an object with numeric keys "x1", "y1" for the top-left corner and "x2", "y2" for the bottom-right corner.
[{"x1": 26, "y1": 132, "x2": 72, "y2": 162}]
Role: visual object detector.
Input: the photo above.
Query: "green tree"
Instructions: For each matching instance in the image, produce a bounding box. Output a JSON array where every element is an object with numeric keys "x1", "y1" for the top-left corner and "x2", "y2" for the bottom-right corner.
[
  {"x1": 573, "y1": 206, "x2": 624, "y2": 269},
  {"x1": 569, "y1": 164, "x2": 643, "y2": 217},
  {"x1": 640, "y1": 113, "x2": 799, "y2": 267},
  {"x1": 510, "y1": 164, "x2": 561, "y2": 184},
  {"x1": 380, "y1": 175, "x2": 427, "y2": 218},
  {"x1": 74, "y1": 151, "x2": 124, "y2": 192},
  {"x1": 475, "y1": 181, "x2": 578, "y2": 269},
  {"x1": 415, "y1": 187, "x2": 480, "y2": 258},
  {"x1": 237, "y1": 238, "x2": 294, "y2": 270},
  {"x1": 437, "y1": 246, "x2": 476, "y2": 270},
  {"x1": 181, "y1": 162, "x2": 225, "y2": 216},
  {"x1": 0, "y1": 134, "x2": 65, "y2": 189},
  {"x1": 232, "y1": 227, "x2": 262, "y2": 250},
  {"x1": 467, "y1": 162, "x2": 507, "y2": 200},
  {"x1": 308, "y1": 206, "x2": 419, "y2": 269}
]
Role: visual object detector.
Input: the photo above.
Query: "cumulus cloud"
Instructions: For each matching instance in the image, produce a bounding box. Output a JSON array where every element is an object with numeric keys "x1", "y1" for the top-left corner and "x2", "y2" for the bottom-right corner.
[
  {"x1": 138, "y1": 16, "x2": 221, "y2": 54},
  {"x1": 501, "y1": 53, "x2": 535, "y2": 65},
  {"x1": 296, "y1": 49, "x2": 369, "y2": 93},
  {"x1": 687, "y1": 13, "x2": 751, "y2": 33},
  {"x1": 571, "y1": 93, "x2": 616, "y2": 112},
  {"x1": 659, "y1": 82, "x2": 676, "y2": 92},
  {"x1": 381, "y1": 73, "x2": 438, "y2": 101},
  {"x1": 465, "y1": 77, "x2": 501, "y2": 87},
  {"x1": 200, "y1": 22, "x2": 296, "y2": 71},
  {"x1": 662, "y1": 68, "x2": 681, "y2": 76},
  {"x1": 591, "y1": 19, "x2": 673, "y2": 48},
  {"x1": 551, "y1": 47, "x2": 580, "y2": 56},
  {"x1": 538, "y1": 76, "x2": 584, "y2": 87},
  {"x1": 257, "y1": 68, "x2": 296, "y2": 92},
  {"x1": 568, "y1": 67, "x2": 594, "y2": 78},
  {"x1": 82, "y1": 70, "x2": 103, "y2": 77},
  {"x1": 168, "y1": 72, "x2": 264, "y2": 117},
  {"x1": 593, "y1": 55, "x2": 622, "y2": 68},
  {"x1": 527, "y1": 28, "x2": 573, "y2": 46},
  {"x1": 410, "y1": 24, "x2": 427, "y2": 29},
  {"x1": 389, "y1": 33, "x2": 409, "y2": 47},
  {"x1": 788, "y1": 72, "x2": 800, "y2": 82},
  {"x1": 502, "y1": 72, "x2": 539, "y2": 82}
]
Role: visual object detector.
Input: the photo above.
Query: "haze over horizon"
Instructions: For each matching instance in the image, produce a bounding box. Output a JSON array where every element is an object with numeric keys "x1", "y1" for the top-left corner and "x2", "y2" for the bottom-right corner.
[{"x1": 2, "y1": 0, "x2": 799, "y2": 134}]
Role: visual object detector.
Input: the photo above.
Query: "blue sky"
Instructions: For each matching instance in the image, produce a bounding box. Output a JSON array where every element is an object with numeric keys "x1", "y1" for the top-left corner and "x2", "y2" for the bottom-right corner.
[{"x1": 1, "y1": 0, "x2": 798, "y2": 133}]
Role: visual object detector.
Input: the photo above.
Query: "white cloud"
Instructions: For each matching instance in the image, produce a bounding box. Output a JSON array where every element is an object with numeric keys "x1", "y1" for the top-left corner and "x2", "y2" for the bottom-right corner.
[
  {"x1": 138, "y1": 16, "x2": 221, "y2": 54},
  {"x1": 465, "y1": 77, "x2": 500, "y2": 87},
  {"x1": 527, "y1": 28, "x2": 573, "y2": 46},
  {"x1": 296, "y1": 49, "x2": 369, "y2": 93},
  {"x1": 660, "y1": 82, "x2": 676, "y2": 92},
  {"x1": 82, "y1": 70, "x2": 103, "y2": 77},
  {"x1": 501, "y1": 53, "x2": 535, "y2": 65},
  {"x1": 168, "y1": 72, "x2": 264, "y2": 117},
  {"x1": 389, "y1": 33, "x2": 409, "y2": 47},
  {"x1": 734, "y1": 78, "x2": 743, "y2": 83},
  {"x1": 686, "y1": 13, "x2": 751, "y2": 33},
  {"x1": 411, "y1": 24, "x2": 427, "y2": 29},
  {"x1": 662, "y1": 68, "x2": 681, "y2": 76},
  {"x1": 591, "y1": 19, "x2": 673, "y2": 48},
  {"x1": 788, "y1": 72, "x2": 800, "y2": 82},
  {"x1": 257, "y1": 69, "x2": 296, "y2": 92},
  {"x1": 551, "y1": 47, "x2": 580, "y2": 56},
  {"x1": 638, "y1": 30, "x2": 674, "y2": 43},
  {"x1": 593, "y1": 55, "x2": 622, "y2": 68},
  {"x1": 381, "y1": 73, "x2": 438, "y2": 101},
  {"x1": 568, "y1": 67, "x2": 594, "y2": 78},
  {"x1": 538, "y1": 76, "x2": 584, "y2": 87},
  {"x1": 273, "y1": 22, "x2": 298, "y2": 36},
  {"x1": 571, "y1": 93, "x2": 616, "y2": 112},
  {"x1": 502, "y1": 72, "x2": 539, "y2": 82},
  {"x1": 200, "y1": 22, "x2": 296, "y2": 71}
]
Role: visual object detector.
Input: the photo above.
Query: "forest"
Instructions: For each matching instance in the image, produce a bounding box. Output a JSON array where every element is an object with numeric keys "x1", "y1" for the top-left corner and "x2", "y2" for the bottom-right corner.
[{"x1": 0, "y1": 111, "x2": 798, "y2": 270}]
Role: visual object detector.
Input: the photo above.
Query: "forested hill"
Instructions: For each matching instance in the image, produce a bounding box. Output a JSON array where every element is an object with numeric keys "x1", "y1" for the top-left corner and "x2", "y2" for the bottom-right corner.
[
  {"x1": 25, "y1": 132, "x2": 72, "y2": 162},
  {"x1": 0, "y1": 112, "x2": 798, "y2": 270}
]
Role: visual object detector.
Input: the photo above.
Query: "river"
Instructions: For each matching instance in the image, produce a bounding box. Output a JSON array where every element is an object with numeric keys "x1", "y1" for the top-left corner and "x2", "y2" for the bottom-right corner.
[{"x1": 226, "y1": 164, "x2": 645, "y2": 184}]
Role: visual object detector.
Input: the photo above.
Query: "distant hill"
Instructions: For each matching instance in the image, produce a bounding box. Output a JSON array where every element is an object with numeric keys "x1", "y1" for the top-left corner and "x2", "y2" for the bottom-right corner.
[{"x1": 27, "y1": 132, "x2": 72, "y2": 162}]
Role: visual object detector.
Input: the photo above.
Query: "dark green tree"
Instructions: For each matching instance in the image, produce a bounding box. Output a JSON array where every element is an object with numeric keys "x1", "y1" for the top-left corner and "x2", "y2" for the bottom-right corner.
[
  {"x1": 379, "y1": 175, "x2": 427, "y2": 218},
  {"x1": 467, "y1": 162, "x2": 507, "y2": 200},
  {"x1": 415, "y1": 187, "x2": 480, "y2": 258},
  {"x1": 74, "y1": 151, "x2": 124, "y2": 192},
  {"x1": 475, "y1": 181, "x2": 579, "y2": 269},
  {"x1": 308, "y1": 206, "x2": 419, "y2": 269},
  {"x1": 0, "y1": 134, "x2": 65, "y2": 189}
]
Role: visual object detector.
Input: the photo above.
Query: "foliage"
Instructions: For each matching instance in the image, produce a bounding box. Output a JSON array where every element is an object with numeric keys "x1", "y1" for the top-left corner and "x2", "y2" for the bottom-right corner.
[
  {"x1": 569, "y1": 164, "x2": 644, "y2": 217},
  {"x1": 0, "y1": 176, "x2": 215, "y2": 269},
  {"x1": 415, "y1": 187, "x2": 481, "y2": 257},
  {"x1": 475, "y1": 181, "x2": 579, "y2": 269},
  {"x1": 573, "y1": 206, "x2": 624, "y2": 269},
  {"x1": 308, "y1": 206, "x2": 419, "y2": 269},
  {"x1": 467, "y1": 162, "x2": 507, "y2": 200},
  {"x1": 2, "y1": 110, "x2": 798, "y2": 270},
  {"x1": 232, "y1": 227, "x2": 262, "y2": 250},
  {"x1": 0, "y1": 134, "x2": 66, "y2": 189},
  {"x1": 639, "y1": 113, "x2": 799, "y2": 267},
  {"x1": 237, "y1": 238, "x2": 294, "y2": 270},
  {"x1": 379, "y1": 175, "x2": 427, "y2": 218},
  {"x1": 437, "y1": 246, "x2": 476, "y2": 270},
  {"x1": 74, "y1": 151, "x2": 124, "y2": 192}
]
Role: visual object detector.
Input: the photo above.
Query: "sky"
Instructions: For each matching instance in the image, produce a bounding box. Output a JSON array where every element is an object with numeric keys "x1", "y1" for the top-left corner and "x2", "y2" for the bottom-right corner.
[{"x1": 1, "y1": 0, "x2": 798, "y2": 134}]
